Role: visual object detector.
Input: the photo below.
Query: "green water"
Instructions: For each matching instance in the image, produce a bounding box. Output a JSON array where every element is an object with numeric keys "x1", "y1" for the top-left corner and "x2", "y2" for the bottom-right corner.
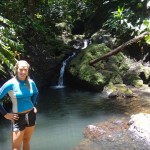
[{"x1": 0, "y1": 87, "x2": 149, "y2": 150}]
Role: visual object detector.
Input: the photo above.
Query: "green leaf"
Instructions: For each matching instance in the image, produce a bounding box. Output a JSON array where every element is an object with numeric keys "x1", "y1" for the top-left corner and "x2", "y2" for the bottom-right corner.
[{"x1": 145, "y1": 34, "x2": 150, "y2": 44}]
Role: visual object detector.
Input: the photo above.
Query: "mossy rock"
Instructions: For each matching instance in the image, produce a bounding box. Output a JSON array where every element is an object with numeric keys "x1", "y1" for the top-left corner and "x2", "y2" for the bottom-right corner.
[
  {"x1": 68, "y1": 44, "x2": 126, "y2": 90},
  {"x1": 123, "y1": 73, "x2": 141, "y2": 85},
  {"x1": 67, "y1": 43, "x2": 148, "y2": 92},
  {"x1": 106, "y1": 84, "x2": 134, "y2": 98},
  {"x1": 69, "y1": 44, "x2": 111, "y2": 86},
  {"x1": 132, "y1": 80, "x2": 144, "y2": 87}
]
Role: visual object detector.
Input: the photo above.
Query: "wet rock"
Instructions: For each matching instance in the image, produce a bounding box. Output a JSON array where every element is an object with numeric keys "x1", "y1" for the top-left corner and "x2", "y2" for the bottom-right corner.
[
  {"x1": 86, "y1": 125, "x2": 106, "y2": 137},
  {"x1": 83, "y1": 118, "x2": 129, "y2": 141},
  {"x1": 74, "y1": 117, "x2": 150, "y2": 150},
  {"x1": 128, "y1": 113, "x2": 150, "y2": 146},
  {"x1": 108, "y1": 91, "x2": 118, "y2": 98},
  {"x1": 103, "y1": 84, "x2": 137, "y2": 99},
  {"x1": 113, "y1": 120, "x2": 123, "y2": 125}
]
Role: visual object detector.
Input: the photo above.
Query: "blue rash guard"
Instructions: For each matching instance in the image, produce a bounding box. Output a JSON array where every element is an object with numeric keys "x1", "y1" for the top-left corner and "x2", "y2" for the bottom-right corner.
[{"x1": 0, "y1": 77, "x2": 39, "y2": 116}]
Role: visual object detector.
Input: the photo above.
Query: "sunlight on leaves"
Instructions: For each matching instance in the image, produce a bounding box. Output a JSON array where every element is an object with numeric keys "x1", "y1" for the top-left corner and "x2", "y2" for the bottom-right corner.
[{"x1": 145, "y1": 34, "x2": 150, "y2": 44}]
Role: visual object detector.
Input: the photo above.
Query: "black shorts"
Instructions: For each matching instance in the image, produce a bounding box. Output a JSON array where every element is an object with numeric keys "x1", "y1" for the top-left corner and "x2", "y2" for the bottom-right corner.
[{"x1": 11, "y1": 108, "x2": 36, "y2": 131}]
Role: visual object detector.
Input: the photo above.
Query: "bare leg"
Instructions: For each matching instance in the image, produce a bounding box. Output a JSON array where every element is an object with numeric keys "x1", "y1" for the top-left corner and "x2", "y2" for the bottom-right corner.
[
  {"x1": 23, "y1": 126, "x2": 35, "y2": 150},
  {"x1": 12, "y1": 130, "x2": 24, "y2": 150}
]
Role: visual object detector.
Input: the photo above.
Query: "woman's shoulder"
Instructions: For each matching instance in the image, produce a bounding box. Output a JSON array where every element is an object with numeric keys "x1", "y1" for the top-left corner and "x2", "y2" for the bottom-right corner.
[
  {"x1": 5, "y1": 78, "x2": 14, "y2": 84},
  {"x1": 29, "y1": 78, "x2": 36, "y2": 84},
  {"x1": 29, "y1": 78, "x2": 33, "y2": 82},
  {"x1": 1, "y1": 78, "x2": 16, "y2": 88}
]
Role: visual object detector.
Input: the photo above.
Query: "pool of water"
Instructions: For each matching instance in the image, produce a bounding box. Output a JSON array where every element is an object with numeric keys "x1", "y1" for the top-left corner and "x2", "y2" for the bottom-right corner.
[{"x1": 0, "y1": 87, "x2": 149, "y2": 150}]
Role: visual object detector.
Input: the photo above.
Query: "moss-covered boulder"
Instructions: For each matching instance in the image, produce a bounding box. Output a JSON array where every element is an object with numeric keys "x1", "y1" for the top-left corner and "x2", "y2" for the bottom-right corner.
[
  {"x1": 67, "y1": 43, "x2": 149, "y2": 92},
  {"x1": 67, "y1": 44, "x2": 107, "y2": 91},
  {"x1": 103, "y1": 83, "x2": 135, "y2": 98},
  {"x1": 67, "y1": 44, "x2": 125, "y2": 91}
]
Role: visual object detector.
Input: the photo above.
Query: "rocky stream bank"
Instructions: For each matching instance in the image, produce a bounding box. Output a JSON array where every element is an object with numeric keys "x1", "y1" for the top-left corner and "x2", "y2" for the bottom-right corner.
[{"x1": 72, "y1": 86, "x2": 150, "y2": 150}]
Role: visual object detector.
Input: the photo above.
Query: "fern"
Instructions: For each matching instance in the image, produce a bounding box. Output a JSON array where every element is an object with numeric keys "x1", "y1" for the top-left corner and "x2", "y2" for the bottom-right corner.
[{"x1": 0, "y1": 16, "x2": 24, "y2": 78}]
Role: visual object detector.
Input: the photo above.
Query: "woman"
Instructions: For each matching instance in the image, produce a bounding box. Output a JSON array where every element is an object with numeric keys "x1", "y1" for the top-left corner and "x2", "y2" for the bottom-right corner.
[{"x1": 0, "y1": 60, "x2": 39, "y2": 150}]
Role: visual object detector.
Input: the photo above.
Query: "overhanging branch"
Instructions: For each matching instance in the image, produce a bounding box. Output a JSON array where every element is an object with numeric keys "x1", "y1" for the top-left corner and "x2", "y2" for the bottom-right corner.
[{"x1": 89, "y1": 32, "x2": 150, "y2": 66}]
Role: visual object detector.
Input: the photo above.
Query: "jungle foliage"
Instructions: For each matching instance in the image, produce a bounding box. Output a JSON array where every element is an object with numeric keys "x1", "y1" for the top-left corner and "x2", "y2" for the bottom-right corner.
[{"x1": 0, "y1": 0, "x2": 150, "y2": 80}]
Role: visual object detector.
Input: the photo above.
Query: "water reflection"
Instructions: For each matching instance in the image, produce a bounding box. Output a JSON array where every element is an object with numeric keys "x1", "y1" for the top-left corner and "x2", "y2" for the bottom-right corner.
[{"x1": 0, "y1": 87, "x2": 149, "y2": 150}]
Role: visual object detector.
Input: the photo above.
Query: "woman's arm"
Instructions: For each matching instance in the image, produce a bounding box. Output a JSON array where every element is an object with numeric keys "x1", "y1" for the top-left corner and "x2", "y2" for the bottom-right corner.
[
  {"x1": 0, "y1": 80, "x2": 12, "y2": 116},
  {"x1": 31, "y1": 80, "x2": 39, "y2": 107}
]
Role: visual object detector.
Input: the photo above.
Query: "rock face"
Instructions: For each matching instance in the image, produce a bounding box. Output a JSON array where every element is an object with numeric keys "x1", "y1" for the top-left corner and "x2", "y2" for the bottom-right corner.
[
  {"x1": 128, "y1": 113, "x2": 150, "y2": 146},
  {"x1": 74, "y1": 114, "x2": 150, "y2": 150},
  {"x1": 103, "y1": 84, "x2": 136, "y2": 99},
  {"x1": 84, "y1": 119, "x2": 129, "y2": 141},
  {"x1": 68, "y1": 42, "x2": 150, "y2": 92}
]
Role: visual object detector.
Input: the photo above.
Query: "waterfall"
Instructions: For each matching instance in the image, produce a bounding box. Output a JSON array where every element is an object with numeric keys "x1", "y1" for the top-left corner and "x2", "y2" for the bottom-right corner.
[
  {"x1": 82, "y1": 39, "x2": 89, "y2": 49},
  {"x1": 54, "y1": 52, "x2": 76, "y2": 89},
  {"x1": 52, "y1": 38, "x2": 90, "y2": 89}
]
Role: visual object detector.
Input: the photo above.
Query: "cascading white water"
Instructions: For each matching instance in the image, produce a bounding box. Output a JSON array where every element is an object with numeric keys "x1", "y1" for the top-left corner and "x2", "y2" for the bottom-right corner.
[
  {"x1": 81, "y1": 39, "x2": 89, "y2": 49},
  {"x1": 53, "y1": 39, "x2": 90, "y2": 89},
  {"x1": 55, "y1": 52, "x2": 76, "y2": 88}
]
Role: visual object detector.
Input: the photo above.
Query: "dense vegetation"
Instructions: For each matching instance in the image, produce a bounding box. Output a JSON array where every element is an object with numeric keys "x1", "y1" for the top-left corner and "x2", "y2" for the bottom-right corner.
[{"x1": 0, "y1": 0, "x2": 150, "y2": 85}]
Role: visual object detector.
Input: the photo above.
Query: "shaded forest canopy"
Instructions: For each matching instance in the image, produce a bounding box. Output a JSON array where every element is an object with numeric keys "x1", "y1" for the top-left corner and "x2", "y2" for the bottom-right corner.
[{"x1": 0, "y1": 0, "x2": 150, "y2": 87}]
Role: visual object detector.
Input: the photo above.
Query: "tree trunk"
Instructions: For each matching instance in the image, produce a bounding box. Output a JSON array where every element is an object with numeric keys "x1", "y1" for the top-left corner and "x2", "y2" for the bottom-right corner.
[
  {"x1": 28, "y1": 0, "x2": 35, "y2": 18},
  {"x1": 89, "y1": 32, "x2": 150, "y2": 66}
]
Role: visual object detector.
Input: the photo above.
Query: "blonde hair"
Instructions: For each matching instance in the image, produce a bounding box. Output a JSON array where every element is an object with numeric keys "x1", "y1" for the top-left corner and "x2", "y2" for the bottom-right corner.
[{"x1": 14, "y1": 60, "x2": 30, "y2": 90}]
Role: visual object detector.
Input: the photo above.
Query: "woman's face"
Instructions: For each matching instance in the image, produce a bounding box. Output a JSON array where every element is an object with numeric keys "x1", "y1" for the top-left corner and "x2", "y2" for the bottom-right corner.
[{"x1": 17, "y1": 61, "x2": 29, "y2": 80}]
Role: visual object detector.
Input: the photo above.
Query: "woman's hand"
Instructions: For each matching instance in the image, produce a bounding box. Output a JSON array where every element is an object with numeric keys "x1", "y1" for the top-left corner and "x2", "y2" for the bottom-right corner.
[
  {"x1": 4, "y1": 113, "x2": 19, "y2": 121},
  {"x1": 33, "y1": 107, "x2": 37, "y2": 113}
]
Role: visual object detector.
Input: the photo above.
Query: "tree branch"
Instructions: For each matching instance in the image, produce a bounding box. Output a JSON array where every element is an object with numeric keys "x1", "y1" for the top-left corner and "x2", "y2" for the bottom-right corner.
[{"x1": 89, "y1": 32, "x2": 150, "y2": 66}]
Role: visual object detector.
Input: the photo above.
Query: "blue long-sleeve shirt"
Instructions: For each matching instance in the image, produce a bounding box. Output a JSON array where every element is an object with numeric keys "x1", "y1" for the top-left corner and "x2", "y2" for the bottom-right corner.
[{"x1": 0, "y1": 77, "x2": 39, "y2": 116}]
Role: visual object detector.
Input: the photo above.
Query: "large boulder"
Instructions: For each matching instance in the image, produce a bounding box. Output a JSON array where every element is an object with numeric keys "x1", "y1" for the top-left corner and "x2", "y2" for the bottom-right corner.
[
  {"x1": 67, "y1": 43, "x2": 150, "y2": 92},
  {"x1": 74, "y1": 114, "x2": 150, "y2": 150},
  {"x1": 102, "y1": 84, "x2": 135, "y2": 98},
  {"x1": 128, "y1": 113, "x2": 150, "y2": 146},
  {"x1": 74, "y1": 116, "x2": 150, "y2": 150},
  {"x1": 67, "y1": 44, "x2": 112, "y2": 91}
]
